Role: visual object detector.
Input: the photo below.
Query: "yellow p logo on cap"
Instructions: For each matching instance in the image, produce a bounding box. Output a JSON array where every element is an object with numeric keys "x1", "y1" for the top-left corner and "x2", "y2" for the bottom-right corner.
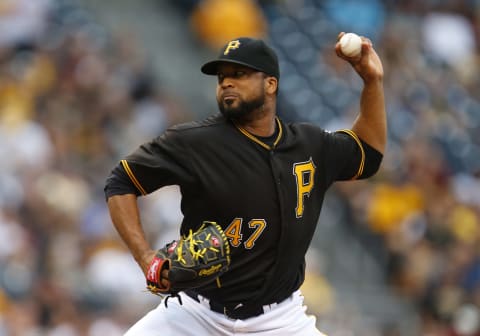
[{"x1": 224, "y1": 40, "x2": 241, "y2": 55}]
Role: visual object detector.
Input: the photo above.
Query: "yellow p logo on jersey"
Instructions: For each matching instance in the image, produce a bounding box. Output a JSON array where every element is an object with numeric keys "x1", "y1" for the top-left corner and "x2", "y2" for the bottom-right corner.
[
  {"x1": 293, "y1": 158, "x2": 316, "y2": 218},
  {"x1": 224, "y1": 40, "x2": 241, "y2": 55}
]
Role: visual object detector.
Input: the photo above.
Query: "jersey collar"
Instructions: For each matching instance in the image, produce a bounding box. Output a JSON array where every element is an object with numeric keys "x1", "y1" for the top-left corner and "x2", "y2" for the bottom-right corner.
[{"x1": 235, "y1": 117, "x2": 283, "y2": 150}]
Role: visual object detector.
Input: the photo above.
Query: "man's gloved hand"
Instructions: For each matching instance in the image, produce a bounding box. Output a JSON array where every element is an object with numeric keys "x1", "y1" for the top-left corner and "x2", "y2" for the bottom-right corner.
[{"x1": 146, "y1": 221, "x2": 231, "y2": 295}]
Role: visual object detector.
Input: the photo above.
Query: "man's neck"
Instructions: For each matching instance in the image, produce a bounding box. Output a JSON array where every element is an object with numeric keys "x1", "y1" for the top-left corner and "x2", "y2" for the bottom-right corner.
[
  {"x1": 234, "y1": 102, "x2": 277, "y2": 137},
  {"x1": 240, "y1": 115, "x2": 276, "y2": 137}
]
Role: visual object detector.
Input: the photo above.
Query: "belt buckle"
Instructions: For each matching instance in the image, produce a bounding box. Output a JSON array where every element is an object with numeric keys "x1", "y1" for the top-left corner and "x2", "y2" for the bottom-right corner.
[
  {"x1": 223, "y1": 306, "x2": 235, "y2": 320},
  {"x1": 223, "y1": 304, "x2": 244, "y2": 320}
]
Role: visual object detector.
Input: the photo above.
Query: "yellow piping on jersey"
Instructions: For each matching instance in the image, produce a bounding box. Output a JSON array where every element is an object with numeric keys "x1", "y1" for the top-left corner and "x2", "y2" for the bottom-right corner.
[
  {"x1": 121, "y1": 160, "x2": 147, "y2": 195},
  {"x1": 235, "y1": 117, "x2": 283, "y2": 150},
  {"x1": 337, "y1": 129, "x2": 365, "y2": 180}
]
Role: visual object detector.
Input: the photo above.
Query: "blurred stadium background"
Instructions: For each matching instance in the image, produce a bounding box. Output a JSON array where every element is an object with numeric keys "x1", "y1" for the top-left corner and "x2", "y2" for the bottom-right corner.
[{"x1": 0, "y1": 0, "x2": 479, "y2": 335}]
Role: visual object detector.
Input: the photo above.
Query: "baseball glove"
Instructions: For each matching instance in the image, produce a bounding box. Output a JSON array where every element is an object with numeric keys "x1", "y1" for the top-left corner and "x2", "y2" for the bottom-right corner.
[{"x1": 146, "y1": 221, "x2": 230, "y2": 296}]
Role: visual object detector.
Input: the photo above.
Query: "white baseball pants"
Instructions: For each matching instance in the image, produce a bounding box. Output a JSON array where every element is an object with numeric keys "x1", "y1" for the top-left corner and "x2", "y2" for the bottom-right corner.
[{"x1": 124, "y1": 290, "x2": 326, "y2": 335}]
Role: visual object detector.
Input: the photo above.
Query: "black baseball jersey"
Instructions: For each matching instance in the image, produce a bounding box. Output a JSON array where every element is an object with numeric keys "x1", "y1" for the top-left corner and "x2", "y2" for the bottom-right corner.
[{"x1": 105, "y1": 113, "x2": 382, "y2": 307}]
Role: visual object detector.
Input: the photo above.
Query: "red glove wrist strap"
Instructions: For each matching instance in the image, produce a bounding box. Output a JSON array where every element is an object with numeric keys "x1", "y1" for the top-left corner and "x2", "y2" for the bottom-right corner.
[{"x1": 146, "y1": 255, "x2": 166, "y2": 285}]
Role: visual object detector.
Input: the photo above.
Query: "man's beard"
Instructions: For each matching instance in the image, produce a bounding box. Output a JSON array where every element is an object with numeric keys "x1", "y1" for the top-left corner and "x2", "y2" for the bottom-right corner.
[{"x1": 218, "y1": 94, "x2": 265, "y2": 123}]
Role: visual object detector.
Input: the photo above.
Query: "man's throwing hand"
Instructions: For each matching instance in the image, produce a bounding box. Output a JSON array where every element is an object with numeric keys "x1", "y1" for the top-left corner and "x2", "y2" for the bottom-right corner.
[{"x1": 335, "y1": 32, "x2": 384, "y2": 83}]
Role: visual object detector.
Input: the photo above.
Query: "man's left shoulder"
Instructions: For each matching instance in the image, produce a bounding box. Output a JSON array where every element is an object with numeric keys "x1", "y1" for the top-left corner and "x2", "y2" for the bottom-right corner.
[{"x1": 170, "y1": 113, "x2": 227, "y2": 133}]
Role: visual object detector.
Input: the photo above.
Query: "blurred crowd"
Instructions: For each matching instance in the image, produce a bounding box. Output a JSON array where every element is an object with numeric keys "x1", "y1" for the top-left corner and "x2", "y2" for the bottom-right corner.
[
  {"x1": 0, "y1": 0, "x2": 479, "y2": 335},
  {"x1": 0, "y1": 0, "x2": 190, "y2": 334}
]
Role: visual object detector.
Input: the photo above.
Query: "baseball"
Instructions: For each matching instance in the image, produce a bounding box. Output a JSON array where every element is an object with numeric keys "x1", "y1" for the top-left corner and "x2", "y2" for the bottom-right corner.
[{"x1": 339, "y1": 33, "x2": 362, "y2": 57}]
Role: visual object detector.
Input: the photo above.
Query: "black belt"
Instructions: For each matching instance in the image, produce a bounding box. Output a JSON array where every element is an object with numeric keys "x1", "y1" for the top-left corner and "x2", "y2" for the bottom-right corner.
[{"x1": 184, "y1": 290, "x2": 267, "y2": 320}]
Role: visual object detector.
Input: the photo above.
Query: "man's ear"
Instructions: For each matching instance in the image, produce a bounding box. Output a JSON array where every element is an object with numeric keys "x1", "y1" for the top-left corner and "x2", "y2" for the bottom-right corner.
[{"x1": 265, "y1": 76, "x2": 278, "y2": 95}]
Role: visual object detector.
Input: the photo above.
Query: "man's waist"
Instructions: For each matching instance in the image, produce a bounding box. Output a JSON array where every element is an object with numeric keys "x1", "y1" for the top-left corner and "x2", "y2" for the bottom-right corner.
[{"x1": 183, "y1": 289, "x2": 292, "y2": 320}]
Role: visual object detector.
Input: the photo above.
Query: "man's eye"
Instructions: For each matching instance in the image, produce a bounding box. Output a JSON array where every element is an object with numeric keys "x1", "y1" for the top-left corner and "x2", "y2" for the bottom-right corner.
[{"x1": 235, "y1": 71, "x2": 245, "y2": 77}]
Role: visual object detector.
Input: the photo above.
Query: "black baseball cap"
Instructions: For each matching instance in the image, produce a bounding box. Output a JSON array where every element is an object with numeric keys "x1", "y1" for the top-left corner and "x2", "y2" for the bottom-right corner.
[{"x1": 201, "y1": 37, "x2": 280, "y2": 79}]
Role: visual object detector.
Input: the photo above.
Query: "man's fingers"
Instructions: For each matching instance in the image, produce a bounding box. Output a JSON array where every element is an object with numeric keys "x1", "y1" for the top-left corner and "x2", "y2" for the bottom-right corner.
[
  {"x1": 160, "y1": 269, "x2": 170, "y2": 288},
  {"x1": 336, "y1": 44, "x2": 361, "y2": 61}
]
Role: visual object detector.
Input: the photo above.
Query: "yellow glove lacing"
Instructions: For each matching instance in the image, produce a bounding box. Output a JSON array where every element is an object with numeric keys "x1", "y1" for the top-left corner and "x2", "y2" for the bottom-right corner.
[{"x1": 176, "y1": 230, "x2": 220, "y2": 265}]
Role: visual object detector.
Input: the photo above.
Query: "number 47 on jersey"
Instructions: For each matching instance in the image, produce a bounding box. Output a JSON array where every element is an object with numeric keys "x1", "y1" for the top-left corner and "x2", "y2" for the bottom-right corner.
[{"x1": 224, "y1": 157, "x2": 316, "y2": 248}]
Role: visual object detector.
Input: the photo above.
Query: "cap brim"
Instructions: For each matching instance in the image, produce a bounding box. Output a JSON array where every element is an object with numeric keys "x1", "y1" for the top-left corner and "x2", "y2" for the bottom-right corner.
[{"x1": 201, "y1": 59, "x2": 265, "y2": 75}]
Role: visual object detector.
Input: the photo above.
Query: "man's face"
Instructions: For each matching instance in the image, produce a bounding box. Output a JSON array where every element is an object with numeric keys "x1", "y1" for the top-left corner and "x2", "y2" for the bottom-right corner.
[{"x1": 215, "y1": 63, "x2": 266, "y2": 122}]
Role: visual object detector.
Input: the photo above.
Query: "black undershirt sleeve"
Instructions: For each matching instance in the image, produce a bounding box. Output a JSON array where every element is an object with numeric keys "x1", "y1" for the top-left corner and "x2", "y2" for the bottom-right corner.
[{"x1": 359, "y1": 139, "x2": 383, "y2": 179}]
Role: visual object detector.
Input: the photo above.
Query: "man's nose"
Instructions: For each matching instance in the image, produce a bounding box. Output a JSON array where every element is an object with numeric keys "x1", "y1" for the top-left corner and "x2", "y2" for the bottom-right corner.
[{"x1": 220, "y1": 77, "x2": 235, "y2": 88}]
